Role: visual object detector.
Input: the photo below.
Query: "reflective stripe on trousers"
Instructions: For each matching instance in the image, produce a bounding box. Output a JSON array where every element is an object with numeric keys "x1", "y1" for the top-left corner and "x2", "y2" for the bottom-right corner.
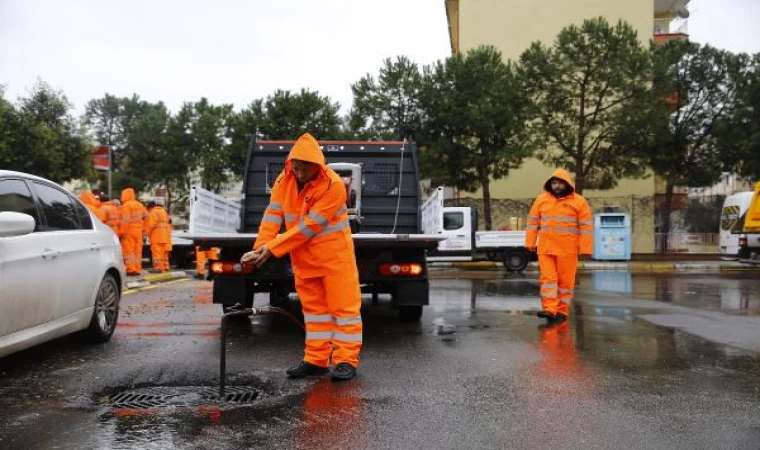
[
  {"x1": 538, "y1": 253, "x2": 578, "y2": 316},
  {"x1": 296, "y1": 271, "x2": 362, "y2": 367}
]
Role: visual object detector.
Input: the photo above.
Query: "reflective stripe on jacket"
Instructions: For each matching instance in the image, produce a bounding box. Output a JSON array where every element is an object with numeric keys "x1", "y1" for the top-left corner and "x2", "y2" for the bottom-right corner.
[
  {"x1": 147, "y1": 206, "x2": 171, "y2": 244},
  {"x1": 525, "y1": 169, "x2": 593, "y2": 256},
  {"x1": 254, "y1": 134, "x2": 357, "y2": 278},
  {"x1": 99, "y1": 202, "x2": 121, "y2": 233},
  {"x1": 119, "y1": 188, "x2": 148, "y2": 236}
]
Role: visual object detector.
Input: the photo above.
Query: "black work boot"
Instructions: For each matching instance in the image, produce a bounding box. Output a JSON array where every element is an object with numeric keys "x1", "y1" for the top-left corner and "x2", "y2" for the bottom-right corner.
[
  {"x1": 286, "y1": 361, "x2": 329, "y2": 378},
  {"x1": 552, "y1": 313, "x2": 568, "y2": 323},
  {"x1": 536, "y1": 310, "x2": 556, "y2": 321},
  {"x1": 331, "y1": 362, "x2": 357, "y2": 381}
]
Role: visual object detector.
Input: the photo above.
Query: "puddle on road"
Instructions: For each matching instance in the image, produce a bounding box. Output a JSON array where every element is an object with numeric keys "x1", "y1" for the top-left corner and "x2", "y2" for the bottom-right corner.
[{"x1": 429, "y1": 271, "x2": 760, "y2": 316}]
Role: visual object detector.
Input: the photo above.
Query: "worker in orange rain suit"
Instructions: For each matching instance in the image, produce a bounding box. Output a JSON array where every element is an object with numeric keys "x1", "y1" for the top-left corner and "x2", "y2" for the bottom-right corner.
[
  {"x1": 119, "y1": 188, "x2": 149, "y2": 276},
  {"x1": 525, "y1": 169, "x2": 593, "y2": 324},
  {"x1": 194, "y1": 246, "x2": 219, "y2": 279},
  {"x1": 146, "y1": 200, "x2": 172, "y2": 272},
  {"x1": 80, "y1": 190, "x2": 105, "y2": 221},
  {"x1": 97, "y1": 194, "x2": 121, "y2": 235},
  {"x1": 241, "y1": 133, "x2": 362, "y2": 381}
]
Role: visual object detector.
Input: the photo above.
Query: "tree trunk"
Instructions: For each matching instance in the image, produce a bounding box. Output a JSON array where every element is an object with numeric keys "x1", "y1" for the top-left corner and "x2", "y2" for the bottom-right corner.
[
  {"x1": 478, "y1": 164, "x2": 492, "y2": 231},
  {"x1": 659, "y1": 179, "x2": 675, "y2": 254},
  {"x1": 575, "y1": 156, "x2": 585, "y2": 195},
  {"x1": 166, "y1": 181, "x2": 172, "y2": 214}
]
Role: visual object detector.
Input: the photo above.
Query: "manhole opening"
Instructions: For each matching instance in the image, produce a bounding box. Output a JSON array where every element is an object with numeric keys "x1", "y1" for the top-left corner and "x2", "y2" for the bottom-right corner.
[{"x1": 103, "y1": 386, "x2": 261, "y2": 409}]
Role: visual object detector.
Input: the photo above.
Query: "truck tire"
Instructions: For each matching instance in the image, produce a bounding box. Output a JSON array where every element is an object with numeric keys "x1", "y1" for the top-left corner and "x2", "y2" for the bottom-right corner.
[
  {"x1": 503, "y1": 250, "x2": 529, "y2": 272},
  {"x1": 399, "y1": 305, "x2": 423, "y2": 322}
]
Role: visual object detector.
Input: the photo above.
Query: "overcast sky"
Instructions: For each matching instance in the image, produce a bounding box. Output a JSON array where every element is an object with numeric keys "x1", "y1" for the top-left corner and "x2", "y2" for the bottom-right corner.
[{"x1": 1, "y1": 0, "x2": 758, "y2": 117}]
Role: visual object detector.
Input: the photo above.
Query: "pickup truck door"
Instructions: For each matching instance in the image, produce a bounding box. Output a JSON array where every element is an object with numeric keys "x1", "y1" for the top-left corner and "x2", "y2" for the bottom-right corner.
[{"x1": 438, "y1": 207, "x2": 473, "y2": 252}]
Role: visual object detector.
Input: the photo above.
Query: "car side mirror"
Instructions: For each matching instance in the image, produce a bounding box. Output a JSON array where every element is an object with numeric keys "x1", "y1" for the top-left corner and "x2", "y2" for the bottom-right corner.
[{"x1": 0, "y1": 212, "x2": 36, "y2": 238}]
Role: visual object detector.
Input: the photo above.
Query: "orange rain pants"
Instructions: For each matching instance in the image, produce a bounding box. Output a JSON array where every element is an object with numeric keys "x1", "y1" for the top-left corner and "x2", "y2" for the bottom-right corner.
[
  {"x1": 295, "y1": 271, "x2": 362, "y2": 368},
  {"x1": 538, "y1": 254, "x2": 578, "y2": 316}
]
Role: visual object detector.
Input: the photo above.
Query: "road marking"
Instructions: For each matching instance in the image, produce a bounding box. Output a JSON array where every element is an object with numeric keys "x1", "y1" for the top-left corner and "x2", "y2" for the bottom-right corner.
[{"x1": 124, "y1": 278, "x2": 189, "y2": 295}]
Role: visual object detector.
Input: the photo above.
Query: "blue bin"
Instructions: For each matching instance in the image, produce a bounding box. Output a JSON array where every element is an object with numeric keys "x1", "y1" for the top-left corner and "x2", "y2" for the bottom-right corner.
[{"x1": 592, "y1": 213, "x2": 631, "y2": 261}]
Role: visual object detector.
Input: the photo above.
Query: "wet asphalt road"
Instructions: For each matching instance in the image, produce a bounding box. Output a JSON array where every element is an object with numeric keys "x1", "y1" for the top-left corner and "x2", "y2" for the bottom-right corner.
[{"x1": 1, "y1": 270, "x2": 759, "y2": 450}]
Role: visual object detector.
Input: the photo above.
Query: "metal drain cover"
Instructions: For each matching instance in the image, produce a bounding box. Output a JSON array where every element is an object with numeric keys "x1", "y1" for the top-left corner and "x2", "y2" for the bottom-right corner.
[{"x1": 105, "y1": 386, "x2": 260, "y2": 409}]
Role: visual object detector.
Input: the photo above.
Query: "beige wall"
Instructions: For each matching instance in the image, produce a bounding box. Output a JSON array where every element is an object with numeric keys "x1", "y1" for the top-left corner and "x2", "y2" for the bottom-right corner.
[{"x1": 458, "y1": 0, "x2": 654, "y2": 60}]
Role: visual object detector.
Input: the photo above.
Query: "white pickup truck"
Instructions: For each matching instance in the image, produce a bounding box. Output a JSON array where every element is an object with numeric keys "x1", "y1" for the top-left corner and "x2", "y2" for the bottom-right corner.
[{"x1": 422, "y1": 186, "x2": 536, "y2": 271}]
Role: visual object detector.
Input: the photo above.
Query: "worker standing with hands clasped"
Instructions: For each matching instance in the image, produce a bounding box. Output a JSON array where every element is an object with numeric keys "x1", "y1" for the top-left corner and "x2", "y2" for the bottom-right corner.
[
  {"x1": 120, "y1": 188, "x2": 149, "y2": 276},
  {"x1": 525, "y1": 169, "x2": 593, "y2": 324},
  {"x1": 241, "y1": 133, "x2": 362, "y2": 381},
  {"x1": 146, "y1": 200, "x2": 172, "y2": 272}
]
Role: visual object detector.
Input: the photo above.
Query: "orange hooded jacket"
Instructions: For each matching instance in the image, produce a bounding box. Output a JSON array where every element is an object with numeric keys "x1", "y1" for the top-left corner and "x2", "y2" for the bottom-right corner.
[
  {"x1": 525, "y1": 169, "x2": 593, "y2": 256},
  {"x1": 254, "y1": 133, "x2": 356, "y2": 278},
  {"x1": 147, "y1": 205, "x2": 171, "y2": 244},
  {"x1": 80, "y1": 191, "x2": 105, "y2": 221},
  {"x1": 119, "y1": 188, "x2": 148, "y2": 236},
  {"x1": 98, "y1": 201, "x2": 121, "y2": 234}
]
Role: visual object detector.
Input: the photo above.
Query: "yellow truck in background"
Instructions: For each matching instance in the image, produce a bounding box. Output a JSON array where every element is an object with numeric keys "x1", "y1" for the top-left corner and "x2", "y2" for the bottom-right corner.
[{"x1": 738, "y1": 182, "x2": 760, "y2": 265}]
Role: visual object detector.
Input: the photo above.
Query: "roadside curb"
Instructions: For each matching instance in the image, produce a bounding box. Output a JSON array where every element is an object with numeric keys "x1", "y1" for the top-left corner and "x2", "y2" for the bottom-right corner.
[
  {"x1": 429, "y1": 261, "x2": 760, "y2": 272},
  {"x1": 125, "y1": 271, "x2": 189, "y2": 289}
]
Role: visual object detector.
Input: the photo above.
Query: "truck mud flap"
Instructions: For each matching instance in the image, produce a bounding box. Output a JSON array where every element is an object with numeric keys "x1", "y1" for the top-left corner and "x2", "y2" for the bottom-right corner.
[
  {"x1": 213, "y1": 276, "x2": 249, "y2": 305},
  {"x1": 393, "y1": 280, "x2": 429, "y2": 306}
]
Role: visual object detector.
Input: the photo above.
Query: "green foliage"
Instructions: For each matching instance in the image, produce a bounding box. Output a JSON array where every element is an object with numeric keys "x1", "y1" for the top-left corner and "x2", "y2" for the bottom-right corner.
[
  {"x1": 518, "y1": 17, "x2": 652, "y2": 193},
  {"x1": 419, "y1": 46, "x2": 532, "y2": 229},
  {"x1": 0, "y1": 81, "x2": 92, "y2": 183},
  {"x1": 247, "y1": 89, "x2": 342, "y2": 140},
  {"x1": 349, "y1": 56, "x2": 423, "y2": 140},
  {"x1": 684, "y1": 195, "x2": 725, "y2": 233},
  {"x1": 716, "y1": 53, "x2": 760, "y2": 182},
  {"x1": 649, "y1": 40, "x2": 746, "y2": 188}
]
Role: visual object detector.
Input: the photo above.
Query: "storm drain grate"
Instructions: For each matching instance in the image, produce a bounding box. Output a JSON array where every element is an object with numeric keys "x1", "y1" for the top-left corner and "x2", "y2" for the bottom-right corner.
[{"x1": 105, "y1": 386, "x2": 261, "y2": 409}]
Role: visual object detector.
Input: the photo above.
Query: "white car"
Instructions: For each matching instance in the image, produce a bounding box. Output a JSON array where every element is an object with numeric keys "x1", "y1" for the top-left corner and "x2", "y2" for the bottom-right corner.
[{"x1": 0, "y1": 170, "x2": 125, "y2": 358}]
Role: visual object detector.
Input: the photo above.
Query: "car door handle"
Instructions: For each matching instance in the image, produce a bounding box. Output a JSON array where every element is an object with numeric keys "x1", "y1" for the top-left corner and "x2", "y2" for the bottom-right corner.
[
  {"x1": 90, "y1": 242, "x2": 101, "y2": 251},
  {"x1": 456, "y1": 235, "x2": 466, "y2": 238},
  {"x1": 42, "y1": 249, "x2": 61, "y2": 260}
]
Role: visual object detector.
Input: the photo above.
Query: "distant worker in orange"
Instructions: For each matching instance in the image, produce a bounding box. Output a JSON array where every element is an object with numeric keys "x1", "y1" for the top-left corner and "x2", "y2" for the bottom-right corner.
[
  {"x1": 119, "y1": 188, "x2": 149, "y2": 276},
  {"x1": 98, "y1": 194, "x2": 121, "y2": 235},
  {"x1": 195, "y1": 246, "x2": 219, "y2": 279},
  {"x1": 241, "y1": 133, "x2": 362, "y2": 381},
  {"x1": 146, "y1": 200, "x2": 172, "y2": 272},
  {"x1": 80, "y1": 190, "x2": 104, "y2": 221},
  {"x1": 525, "y1": 169, "x2": 593, "y2": 323}
]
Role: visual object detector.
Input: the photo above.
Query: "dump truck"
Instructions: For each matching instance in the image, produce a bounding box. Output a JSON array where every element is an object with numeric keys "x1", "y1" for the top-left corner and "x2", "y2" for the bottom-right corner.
[{"x1": 178, "y1": 139, "x2": 443, "y2": 321}]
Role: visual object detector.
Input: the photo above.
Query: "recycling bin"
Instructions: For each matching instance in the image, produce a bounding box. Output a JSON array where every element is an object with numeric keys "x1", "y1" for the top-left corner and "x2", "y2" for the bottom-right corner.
[{"x1": 592, "y1": 213, "x2": 631, "y2": 261}]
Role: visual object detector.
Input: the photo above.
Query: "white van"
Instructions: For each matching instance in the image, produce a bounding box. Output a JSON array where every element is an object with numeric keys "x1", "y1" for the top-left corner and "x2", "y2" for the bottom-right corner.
[{"x1": 719, "y1": 191, "x2": 754, "y2": 259}]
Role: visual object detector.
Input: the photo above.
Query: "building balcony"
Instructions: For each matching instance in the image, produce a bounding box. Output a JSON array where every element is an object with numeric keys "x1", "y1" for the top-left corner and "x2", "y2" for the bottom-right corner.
[{"x1": 653, "y1": 0, "x2": 690, "y2": 43}]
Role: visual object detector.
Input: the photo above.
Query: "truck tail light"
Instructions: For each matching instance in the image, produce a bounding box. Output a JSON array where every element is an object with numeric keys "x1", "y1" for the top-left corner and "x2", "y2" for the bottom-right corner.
[
  {"x1": 738, "y1": 234, "x2": 747, "y2": 246},
  {"x1": 210, "y1": 261, "x2": 254, "y2": 275},
  {"x1": 378, "y1": 263, "x2": 423, "y2": 276}
]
